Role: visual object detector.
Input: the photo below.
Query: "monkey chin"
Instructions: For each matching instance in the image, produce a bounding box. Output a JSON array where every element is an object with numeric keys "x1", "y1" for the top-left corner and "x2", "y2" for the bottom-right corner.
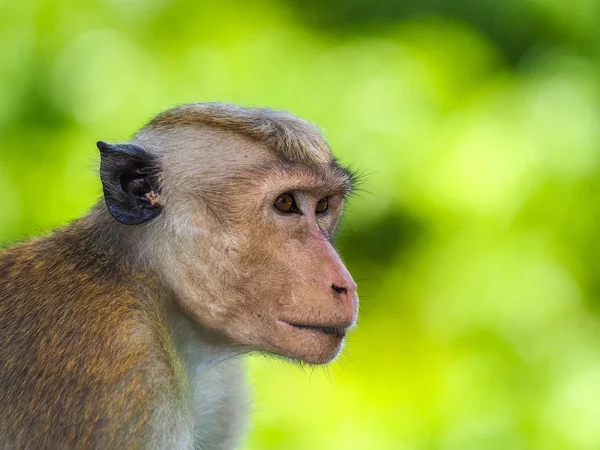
[{"x1": 272, "y1": 320, "x2": 347, "y2": 365}]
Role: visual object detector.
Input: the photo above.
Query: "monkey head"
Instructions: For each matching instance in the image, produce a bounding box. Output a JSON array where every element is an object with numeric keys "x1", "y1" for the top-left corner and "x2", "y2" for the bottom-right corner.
[{"x1": 98, "y1": 104, "x2": 359, "y2": 365}]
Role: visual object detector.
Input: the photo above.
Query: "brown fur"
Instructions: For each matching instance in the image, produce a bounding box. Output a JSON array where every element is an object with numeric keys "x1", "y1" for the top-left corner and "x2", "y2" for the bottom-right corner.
[
  {"x1": 143, "y1": 103, "x2": 332, "y2": 165},
  {"x1": 0, "y1": 103, "x2": 358, "y2": 449},
  {"x1": 0, "y1": 222, "x2": 181, "y2": 448}
]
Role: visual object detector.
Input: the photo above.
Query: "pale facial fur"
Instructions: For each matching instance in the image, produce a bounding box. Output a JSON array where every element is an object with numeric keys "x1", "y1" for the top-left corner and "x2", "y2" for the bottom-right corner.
[{"x1": 135, "y1": 123, "x2": 359, "y2": 365}]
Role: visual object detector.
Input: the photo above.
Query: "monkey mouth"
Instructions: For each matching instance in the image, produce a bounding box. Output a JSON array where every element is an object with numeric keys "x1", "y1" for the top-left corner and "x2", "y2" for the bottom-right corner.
[{"x1": 278, "y1": 320, "x2": 347, "y2": 338}]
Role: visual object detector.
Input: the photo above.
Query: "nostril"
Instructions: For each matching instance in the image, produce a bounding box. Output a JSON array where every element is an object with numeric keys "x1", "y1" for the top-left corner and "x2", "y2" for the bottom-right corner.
[{"x1": 332, "y1": 284, "x2": 347, "y2": 295}]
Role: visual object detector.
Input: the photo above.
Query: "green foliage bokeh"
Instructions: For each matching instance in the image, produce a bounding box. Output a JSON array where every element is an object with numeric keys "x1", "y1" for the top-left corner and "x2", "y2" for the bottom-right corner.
[{"x1": 2, "y1": 0, "x2": 600, "y2": 448}]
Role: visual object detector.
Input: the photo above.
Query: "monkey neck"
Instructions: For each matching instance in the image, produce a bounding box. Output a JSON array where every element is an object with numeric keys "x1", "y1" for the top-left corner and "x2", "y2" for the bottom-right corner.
[
  {"x1": 80, "y1": 203, "x2": 245, "y2": 375},
  {"x1": 79, "y1": 203, "x2": 155, "y2": 269},
  {"x1": 167, "y1": 303, "x2": 245, "y2": 376}
]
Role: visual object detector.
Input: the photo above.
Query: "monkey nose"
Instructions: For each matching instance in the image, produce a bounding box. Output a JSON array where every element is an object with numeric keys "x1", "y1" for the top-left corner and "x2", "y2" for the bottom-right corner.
[
  {"x1": 331, "y1": 278, "x2": 357, "y2": 301},
  {"x1": 331, "y1": 279, "x2": 358, "y2": 325}
]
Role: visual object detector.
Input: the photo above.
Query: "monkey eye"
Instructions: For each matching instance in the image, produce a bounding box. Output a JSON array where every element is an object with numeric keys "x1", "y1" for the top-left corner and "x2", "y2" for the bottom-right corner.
[
  {"x1": 274, "y1": 193, "x2": 300, "y2": 214},
  {"x1": 315, "y1": 197, "x2": 329, "y2": 214}
]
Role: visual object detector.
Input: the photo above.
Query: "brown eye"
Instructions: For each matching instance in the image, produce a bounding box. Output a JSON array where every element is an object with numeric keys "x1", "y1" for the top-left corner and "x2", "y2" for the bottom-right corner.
[
  {"x1": 316, "y1": 197, "x2": 328, "y2": 214},
  {"x1": 274, "y1": 193, "x2": 297, "y2": 213}
]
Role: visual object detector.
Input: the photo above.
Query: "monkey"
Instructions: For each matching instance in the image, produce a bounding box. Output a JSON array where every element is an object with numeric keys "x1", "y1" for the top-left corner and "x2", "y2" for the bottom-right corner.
[{"x1": 0, "y1": 103, "x2": 359, "y2": 449}]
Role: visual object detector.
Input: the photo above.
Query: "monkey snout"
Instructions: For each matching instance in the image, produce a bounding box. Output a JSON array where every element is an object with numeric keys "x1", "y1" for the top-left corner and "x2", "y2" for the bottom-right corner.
[
  {"x1": 331, "y1": 277, "x2": 357, "y2": 296},
  {"x1": 330, "y1": 273, "x2": 357, "y2": 298},
  {"x1": 330, "y1": 277, "x2": 358, "y2": 324},
  {"x1": 331, "y1": 284, "x2": 347, "y2": 294}
]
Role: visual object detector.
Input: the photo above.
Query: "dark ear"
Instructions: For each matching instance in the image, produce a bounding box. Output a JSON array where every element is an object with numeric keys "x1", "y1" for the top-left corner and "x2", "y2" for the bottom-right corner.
[{"x1": 97, "y1": 141, "x2": 163, "y2": 225}]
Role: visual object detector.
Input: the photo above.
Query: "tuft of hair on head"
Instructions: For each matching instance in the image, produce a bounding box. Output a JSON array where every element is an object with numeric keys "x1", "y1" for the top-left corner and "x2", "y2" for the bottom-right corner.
[{"x1": 142, "y1": 103, "x2": 332, "y2": 165}]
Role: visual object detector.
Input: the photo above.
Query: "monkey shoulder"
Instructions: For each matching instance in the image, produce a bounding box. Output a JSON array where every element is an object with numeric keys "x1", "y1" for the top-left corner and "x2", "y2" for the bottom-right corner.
[
  {"x1": 0, "y1": 232, "x2": 251, "y2": 449},
  {"x1": 0, "y1": 237, "x2": 188, "y2": 448}
]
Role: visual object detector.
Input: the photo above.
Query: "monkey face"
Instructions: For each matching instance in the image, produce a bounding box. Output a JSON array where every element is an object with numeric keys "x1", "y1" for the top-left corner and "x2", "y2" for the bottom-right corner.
[
  {"x1": 241, "y1": 181, "x2": 359, "y2": 365},
  {"x1": 162, "y1": 163, "x2": 359, "y2": 365},
  {"x1": 118, "y1": 116, "x2": 360, "y2": 365}
]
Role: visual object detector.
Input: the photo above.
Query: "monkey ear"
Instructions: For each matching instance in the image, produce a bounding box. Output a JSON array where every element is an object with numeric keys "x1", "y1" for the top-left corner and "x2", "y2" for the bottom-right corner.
[{"x1": 97, "y1": 141, "x2": 164, "y2": 225}]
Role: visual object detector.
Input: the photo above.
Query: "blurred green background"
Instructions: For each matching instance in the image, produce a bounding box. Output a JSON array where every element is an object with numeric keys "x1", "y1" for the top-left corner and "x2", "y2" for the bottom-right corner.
[{"x1": 2, "y1": 0, "x2": 600, "y2": 448}]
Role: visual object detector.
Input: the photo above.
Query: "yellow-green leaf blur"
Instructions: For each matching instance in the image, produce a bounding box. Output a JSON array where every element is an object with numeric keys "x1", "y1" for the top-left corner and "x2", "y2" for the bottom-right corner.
[{"x1": 1, "y1": 0, "x2": 599, "y2": 449}]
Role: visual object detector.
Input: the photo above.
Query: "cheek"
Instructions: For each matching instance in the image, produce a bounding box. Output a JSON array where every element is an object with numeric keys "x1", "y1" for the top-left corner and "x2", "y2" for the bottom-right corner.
[
  {"x1": 205, "y1": 240, "x2": 288, "y2": 330},
  {"x1": 218, "y1": 243, "x2": 292, "y2": 333},
  {"x1": 238, "y1": 254, "x2": 291, "y2": 312}
]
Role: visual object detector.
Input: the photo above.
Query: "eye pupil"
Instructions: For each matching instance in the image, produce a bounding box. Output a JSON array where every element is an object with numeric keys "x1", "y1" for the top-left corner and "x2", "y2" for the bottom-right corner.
[
  {"x1": 274, "y1": 193, "x2": 295, "y2": 213},
  {"x1": 316, "y1": 198, "x2": 328, "y2": 214}
]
